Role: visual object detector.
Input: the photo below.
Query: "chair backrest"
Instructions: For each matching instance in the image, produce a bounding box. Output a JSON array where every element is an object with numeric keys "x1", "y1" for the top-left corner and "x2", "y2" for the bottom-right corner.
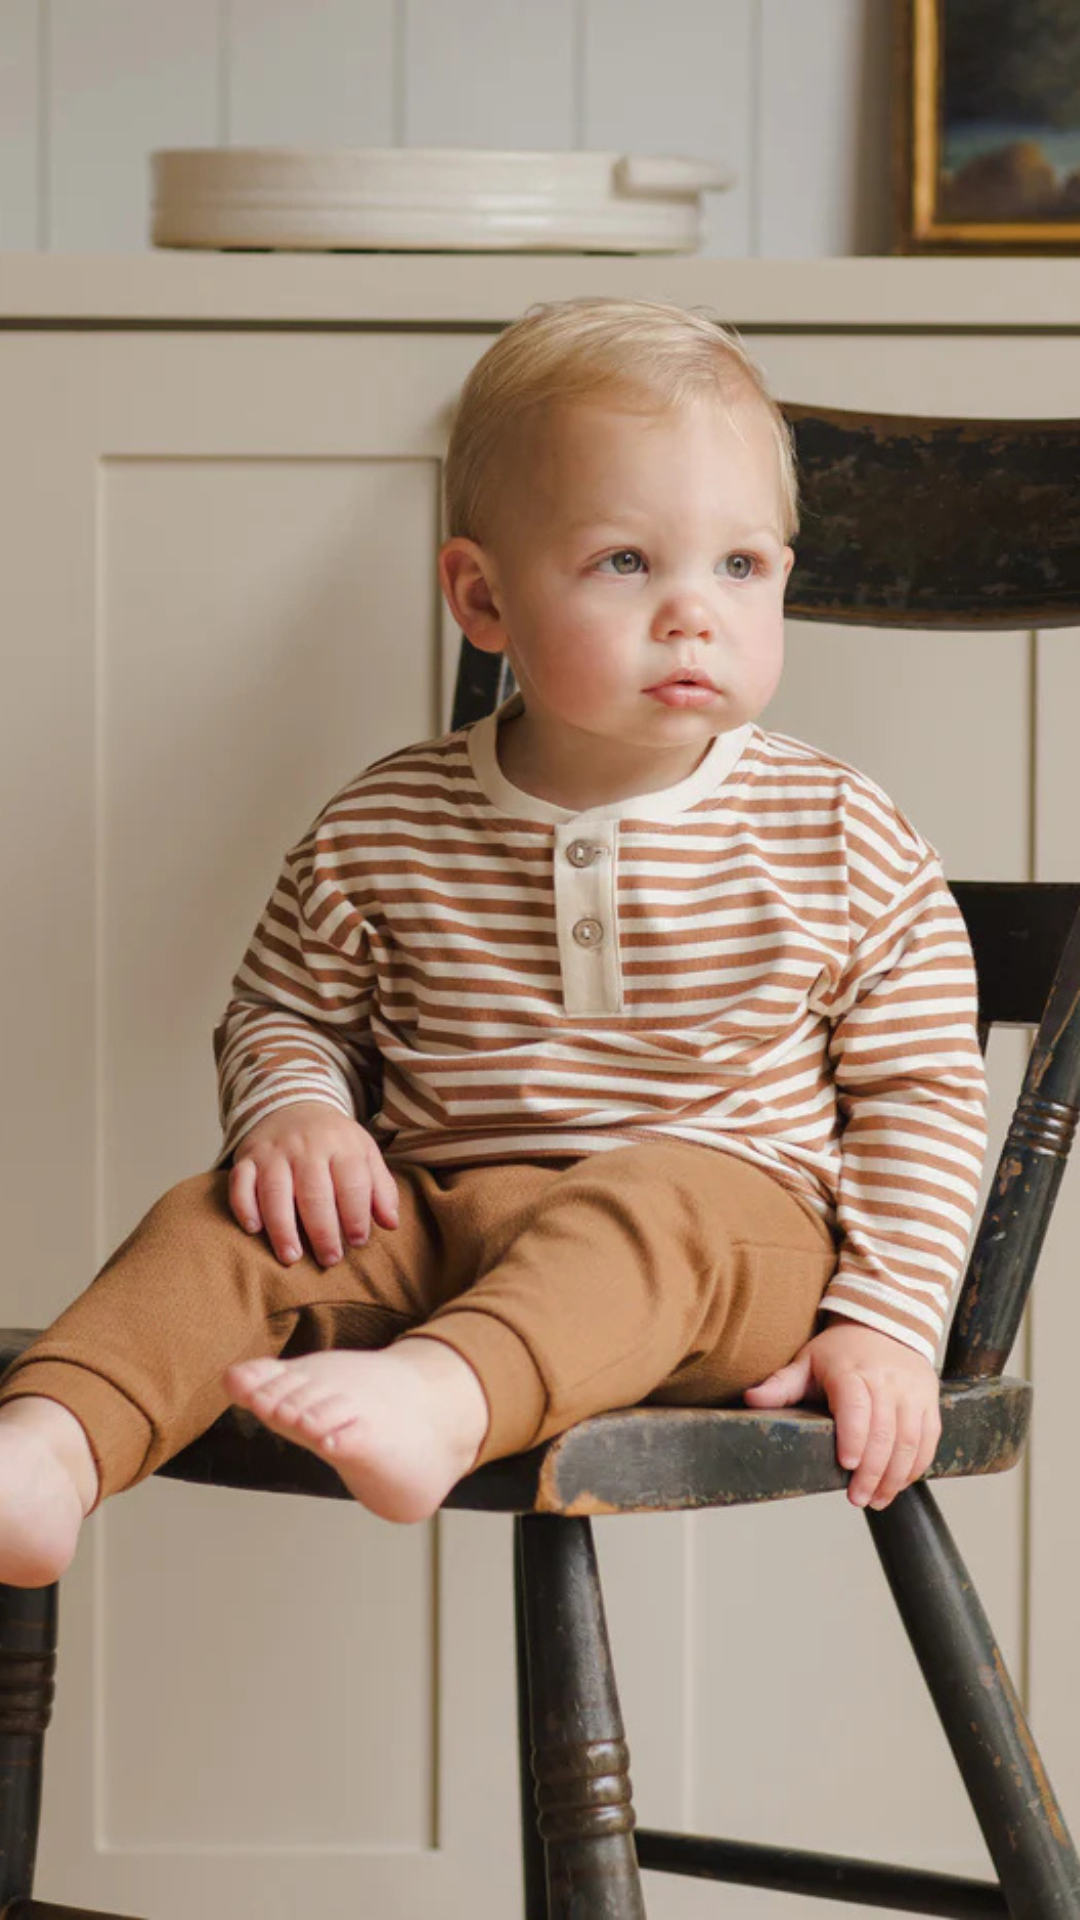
[
  {"x1": 786, "y1": 405, "x2": 1080, "y2": 1380},
  {"x1": 448, "y1": 402, "x2": 1080, "y2": 1383},
  {"x1": 945, "y1": 882, "x2": 1080, "y2": 1379},
  {"x1": 783, "y1": 406, "x2": 1080, "y2": 630}
]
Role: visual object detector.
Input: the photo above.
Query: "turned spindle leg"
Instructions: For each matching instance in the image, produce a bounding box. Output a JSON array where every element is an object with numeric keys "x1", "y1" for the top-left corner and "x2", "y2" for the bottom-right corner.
[
  {"x1": 514, "y1": 1519, "x2": 548, "y2": 1919},
  {"x1": 0, "y1": 1584, "x2": 57, "y2": 1910},
  {"x1": 519, "y1": 1516, "x2": 645, "y2": 1920}
]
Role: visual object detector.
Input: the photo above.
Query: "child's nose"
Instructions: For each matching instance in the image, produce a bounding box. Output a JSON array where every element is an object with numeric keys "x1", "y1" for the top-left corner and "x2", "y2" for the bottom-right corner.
[{"x1": 652, "y1": 592, "x2": 717, "y2": 641}]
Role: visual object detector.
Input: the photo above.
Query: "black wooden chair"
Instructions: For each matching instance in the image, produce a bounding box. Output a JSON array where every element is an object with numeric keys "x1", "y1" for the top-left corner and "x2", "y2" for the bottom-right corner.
[{"x1": 2, "y1": 406, "x2": 1080, "y2": 1920}]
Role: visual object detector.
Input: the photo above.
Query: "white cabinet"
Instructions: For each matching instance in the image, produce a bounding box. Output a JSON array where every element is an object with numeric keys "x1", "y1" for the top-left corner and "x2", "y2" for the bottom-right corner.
[
  {"x1": 1, "y1": 261, "x2": 1077, "y2": 1919},
  {"x1": 2, "y1": 326, "x2": 520, "y2": 1920}
]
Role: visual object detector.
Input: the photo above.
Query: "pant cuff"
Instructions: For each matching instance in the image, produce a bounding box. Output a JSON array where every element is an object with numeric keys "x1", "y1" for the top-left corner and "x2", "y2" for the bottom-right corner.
[
  {"x1": 0, "y1": 1359, "x2": 153, "y2": 1508},
  {"x1": 398, "y1": 1308, "x2": 548, "y2": 1466}
]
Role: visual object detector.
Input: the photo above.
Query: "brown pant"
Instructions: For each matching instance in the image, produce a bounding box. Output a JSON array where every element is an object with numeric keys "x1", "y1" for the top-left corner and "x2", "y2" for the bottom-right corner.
[{"x1": 0, "y1": 1140, "x2": 837, "y2": 1503}]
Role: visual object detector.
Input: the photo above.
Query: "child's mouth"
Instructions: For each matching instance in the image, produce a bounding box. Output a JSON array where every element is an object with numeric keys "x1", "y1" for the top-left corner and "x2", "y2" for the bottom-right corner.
[{"x1": 646, "y1": 682, "x2": 719, "y2": 707}]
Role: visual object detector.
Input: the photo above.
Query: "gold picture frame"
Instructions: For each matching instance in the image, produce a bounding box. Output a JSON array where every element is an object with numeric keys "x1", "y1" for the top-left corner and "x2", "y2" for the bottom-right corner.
[{"x1": 895, "y1": 0, "x2": 1080, "y2": 253}]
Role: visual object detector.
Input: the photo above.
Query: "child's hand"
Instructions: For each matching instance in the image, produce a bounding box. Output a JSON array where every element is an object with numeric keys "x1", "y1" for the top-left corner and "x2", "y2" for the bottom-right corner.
[
  {"x1": 229, "y1": 1102, "x2": 399, "y2": 1268},
  {"x1": 743, "y1": 1318, "x2": 941, "y2": 1511}
]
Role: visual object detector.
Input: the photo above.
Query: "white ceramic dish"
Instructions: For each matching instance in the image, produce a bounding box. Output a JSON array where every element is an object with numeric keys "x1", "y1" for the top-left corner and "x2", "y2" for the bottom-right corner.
[{"x1": 150, "y1": 147, "x2": 735, "y2": 254}]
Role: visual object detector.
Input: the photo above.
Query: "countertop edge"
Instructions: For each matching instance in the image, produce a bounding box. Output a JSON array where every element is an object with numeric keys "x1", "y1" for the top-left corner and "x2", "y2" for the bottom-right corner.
[{"x1": 3, "y1": 252, "x2": 1080, "y2": 327}]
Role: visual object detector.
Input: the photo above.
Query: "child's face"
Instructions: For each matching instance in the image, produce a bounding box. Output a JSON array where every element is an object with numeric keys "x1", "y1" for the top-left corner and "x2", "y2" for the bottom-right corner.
[{"x1": 440, "y1": 390, "x2": 793, "y2": 797}]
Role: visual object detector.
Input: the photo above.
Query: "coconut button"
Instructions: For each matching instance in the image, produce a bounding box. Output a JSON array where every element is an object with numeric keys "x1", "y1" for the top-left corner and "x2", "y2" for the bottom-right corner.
[{"x1": 566, "y1": 838, "x2": 604, "y2": 868}]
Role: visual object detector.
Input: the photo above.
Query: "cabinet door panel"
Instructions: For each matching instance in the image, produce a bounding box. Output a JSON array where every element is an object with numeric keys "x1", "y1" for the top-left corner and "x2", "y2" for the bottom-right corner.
[{"x1": 1, "y1": 328, "x2": 520, "y2": 1920}]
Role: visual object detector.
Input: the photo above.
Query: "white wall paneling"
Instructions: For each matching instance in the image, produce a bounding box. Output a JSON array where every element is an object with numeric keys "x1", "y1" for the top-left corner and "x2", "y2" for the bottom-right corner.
[
  {"x1": 404, "y1": 0, "x2": 579, "y2": 152},
  {"x1": 0, "y1": 0, "x2": 39, "y2": 247},
  {"x1": 227, "y1": 0, "x2": 398, "y2": 148},
  {"x1": 48, "y1": 0, "x2": 220, "y2": 251},
  {"x1": 757, "y1": 0, "x2": 893, "y2": 256},
  {"x1": 4, "y1": 0, "x2": 896, "y2": 256},
  {"x1": 582, "y1": 0, "x2": 755, "y2": 257}
]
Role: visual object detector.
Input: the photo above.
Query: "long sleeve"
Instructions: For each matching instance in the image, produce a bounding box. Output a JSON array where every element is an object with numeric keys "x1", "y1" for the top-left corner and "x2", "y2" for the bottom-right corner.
[
  {"x1": 213, "y1": 823, "x2": 382, "y2": 1163},
  {"x1": 817, "y1": 850, "x2": 988, "y2": 1365}
]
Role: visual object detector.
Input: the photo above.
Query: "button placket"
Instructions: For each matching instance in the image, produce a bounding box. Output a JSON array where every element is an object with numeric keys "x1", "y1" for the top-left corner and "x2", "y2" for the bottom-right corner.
[{"x1": 553, "y1": 822, "x2": 622, "y2": 1015}]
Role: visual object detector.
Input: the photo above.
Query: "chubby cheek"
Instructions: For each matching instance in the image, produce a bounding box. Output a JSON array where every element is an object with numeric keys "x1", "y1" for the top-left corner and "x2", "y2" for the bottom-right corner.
[
  {"x1": 539, "y1": 642, "x2": 615, "y2": 712},
  {"x1": 740, "y1": 619, "x2": 784, "y2": 710},
  {"x1": 517, "y1": 606, "x2": 614, "y2": 702}
]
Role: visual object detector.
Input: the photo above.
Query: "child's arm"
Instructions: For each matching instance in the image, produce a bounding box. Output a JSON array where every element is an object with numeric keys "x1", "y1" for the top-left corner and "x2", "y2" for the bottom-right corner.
[
  {"x1": 816, "y1": 850, "x2": 988, "y2": 1354},
  {"x1": 213, "y1": 817, "x2": 391, "y2": 1264},
  {"x1": 748, "y1": 847, "x2": 988, "y2": 1511}
]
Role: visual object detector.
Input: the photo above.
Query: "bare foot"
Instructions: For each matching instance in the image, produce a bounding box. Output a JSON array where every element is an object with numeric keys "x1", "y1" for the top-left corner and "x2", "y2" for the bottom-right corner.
[
  {"x1": 0, "y1": 1397, "x2": 99, "y2": 1587},
  {"x1": 224, "y1": 1339, "x2": 490, "y2": 1523}
]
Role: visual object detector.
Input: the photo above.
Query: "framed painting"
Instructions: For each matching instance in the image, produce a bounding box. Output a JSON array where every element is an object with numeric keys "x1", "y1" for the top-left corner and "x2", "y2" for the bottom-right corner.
[{"x1": 895, "y1": 0, "x2": 1080, "y2": 252}]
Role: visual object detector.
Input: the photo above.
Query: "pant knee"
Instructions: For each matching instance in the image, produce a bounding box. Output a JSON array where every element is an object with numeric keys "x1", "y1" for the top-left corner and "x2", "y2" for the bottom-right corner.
[{"x1": 95, "y1": 1169, "x2": 234, "y2": 1280}]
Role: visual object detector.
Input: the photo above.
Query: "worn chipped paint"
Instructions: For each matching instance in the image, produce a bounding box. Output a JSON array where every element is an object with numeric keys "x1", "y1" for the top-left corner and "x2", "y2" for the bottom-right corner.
[
  {"x1": 992, "y1": 1648, "x2": 1070, "y2": 1849},
  {"x1": 784, "y1": 409, "x2": 1080, "y2": 631}
]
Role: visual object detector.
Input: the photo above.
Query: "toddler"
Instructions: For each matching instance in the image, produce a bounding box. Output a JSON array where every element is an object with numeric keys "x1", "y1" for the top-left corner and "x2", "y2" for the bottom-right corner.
[{"x1": 0, "y1": 298, "x2": 988, "y2": 1587}]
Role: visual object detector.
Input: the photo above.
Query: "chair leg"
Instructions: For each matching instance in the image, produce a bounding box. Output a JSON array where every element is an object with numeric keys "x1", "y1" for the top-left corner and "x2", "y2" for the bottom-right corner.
[
  {"x1": 868, "y1": 1480, "x2": 1080, "y2": 1919},
  {"x1": 0, "y1": 1583, "x2": 57, "y2": 1910},
  {"x1": 515, "y1": 1518, "x2": 548, "y2": 1920},
  {"x1": 518, "y1": 1515, "x2": 645, "y2": 1920}
]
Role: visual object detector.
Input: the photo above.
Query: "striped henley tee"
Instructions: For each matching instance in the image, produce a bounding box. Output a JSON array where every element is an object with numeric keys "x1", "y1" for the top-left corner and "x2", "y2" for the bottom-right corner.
[{"x1": 215, "y1": 691, "x2": 989, "y2": 1365}]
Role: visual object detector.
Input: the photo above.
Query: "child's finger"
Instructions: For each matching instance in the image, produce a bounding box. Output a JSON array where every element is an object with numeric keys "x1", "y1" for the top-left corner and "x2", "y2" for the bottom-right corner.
[
  {"x1": 256, "y1": 1158, "x2": 304, "y2": 1265},
  {"x1": 368, "y1": 1153, "x2": 400, "y2": 1229},
  {"x1": 293, "y1": 1161, "x2": 344, "y2": 1267},
  {"x1": 228, "y1": 1157, "x2": 262, "y2": 1234},
  {"x1": 330, "y1": 1155, "x2": 374, "y2": 1246},
  {"x1": 846, "y1": 1394, "x2": 897, "y2": 1508},
  {"x1": 742, "y1": 1350, "x2": 813, "y2": 1406},
  {"x1": 828, "y1": 1372, "x2": 872, "y2": 1477},
  {"x1": 867, "y1": 1411, "x2": 924, "y2": 1509}
]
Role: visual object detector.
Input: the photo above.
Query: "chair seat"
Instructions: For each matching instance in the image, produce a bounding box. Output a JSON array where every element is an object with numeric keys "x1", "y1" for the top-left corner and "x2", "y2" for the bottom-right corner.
[
  {"x1": 0, "y1": 1330, "x2": 1030, "y2": 1518},
  {"x1": 448, "y1": 1377, "x2": 1031, "y2": 1515}
]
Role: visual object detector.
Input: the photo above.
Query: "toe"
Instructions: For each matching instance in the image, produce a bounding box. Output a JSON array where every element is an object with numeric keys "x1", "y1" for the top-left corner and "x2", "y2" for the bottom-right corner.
[
  {"x1": 226, "y1": 1358, "x2": 286, "y2": 1402},
  {"x1": 267, "y1": 1381, "x2": 326, "y2": 1428},
  {"x1": 249, "y1": 1380, "x2": 299, "y2": 1421},
  {"x1": 296, "y1": 1397, "x2": 336, "y2": 1433}
]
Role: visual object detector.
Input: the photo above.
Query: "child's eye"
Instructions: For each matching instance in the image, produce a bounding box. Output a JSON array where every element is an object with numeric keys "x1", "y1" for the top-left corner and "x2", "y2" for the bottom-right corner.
[
  {"x1": 596, "y1": 549, "x2": 645, "y2": 576},
  {"x1": 723, "y1": 553, "x2": 758, "y2": 581}
]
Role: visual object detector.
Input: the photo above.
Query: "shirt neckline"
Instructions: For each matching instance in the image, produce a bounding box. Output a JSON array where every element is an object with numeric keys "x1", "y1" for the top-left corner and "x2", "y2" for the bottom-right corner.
[{"x1": 466, "y1": 691, "x2": 755, "y2": 824}]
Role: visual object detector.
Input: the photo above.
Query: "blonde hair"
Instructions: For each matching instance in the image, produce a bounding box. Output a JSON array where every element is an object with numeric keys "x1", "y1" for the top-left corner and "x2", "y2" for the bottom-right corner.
[{"x1": 443, "y1": 296, "x2": 799, "y2": 545}]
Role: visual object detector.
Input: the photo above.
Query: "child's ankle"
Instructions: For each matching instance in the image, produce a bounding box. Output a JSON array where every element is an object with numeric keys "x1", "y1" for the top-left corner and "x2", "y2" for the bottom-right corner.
[
  {"x1": 0, "y1": 1394, "x2": 100, "y2": 1515},
  {"x1": 391, "y1": 1335, "x2": 490, "y2": 1459}
]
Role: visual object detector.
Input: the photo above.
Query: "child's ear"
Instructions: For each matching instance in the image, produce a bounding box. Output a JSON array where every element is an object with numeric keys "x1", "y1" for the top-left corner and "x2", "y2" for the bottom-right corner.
[{"x1": 438, "y1": 538, "x2": 508, "y2": 654}]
